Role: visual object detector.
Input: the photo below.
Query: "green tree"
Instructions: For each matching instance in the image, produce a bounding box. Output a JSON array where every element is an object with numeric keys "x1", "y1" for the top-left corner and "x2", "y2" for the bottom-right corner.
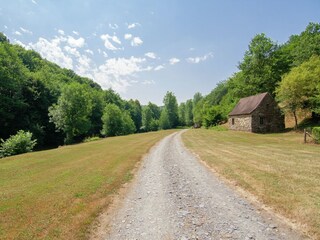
[
  {"x1": 202, "y1": 105, "x2": 223, "y2": 128},
  {"x1": 285, "y1": 22, "x2": 320, "y2": 66},
  {"x1": 147, "y1": 102, "x2": 161, "y2": 120},
  {"x1": 125, "y1": 99, "x2": 142, "y2": 132},
  {"x1": 48, "y1": 83, "x2": 93, "y2": 144},
  {"x1": 101, "y1": 104, "x2": 136, "y2": 136},
  {"x1": 142, "y1": 106, "x2": 153, "y2": 132},
  {"x1": 101, "y1": 104, "x2": 124, "y2": 136},
  {"x1": 185, "y1": 99, "x2": 193, "y2": 126},
  {"x1": 178, "y1": 102, "x2": 186, "y2": 126},
  {"x1": 238, "y1": 33, "x2": 287, "y2": 96},
  {"x1": 163, "y1": 91, "x2": 179, "y2": 128},
  {"x1": 276, "y1": 55, "x2": 320, "y2": 129},
  {"x1": 122, "y1": 111, "x2": 136, "y2": 135},
  {"x1": 159, "y1": 109, "x2": 170, "y2": 130}
]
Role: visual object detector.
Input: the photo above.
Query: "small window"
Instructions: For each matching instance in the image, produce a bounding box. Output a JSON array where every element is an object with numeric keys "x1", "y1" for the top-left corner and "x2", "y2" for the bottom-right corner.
[
  {"x1": 260, "y1": 116, "x2": 264, "y2": 125},
  {"x1": 232, "y1": 118, "x2": 235, "y2": 125}
]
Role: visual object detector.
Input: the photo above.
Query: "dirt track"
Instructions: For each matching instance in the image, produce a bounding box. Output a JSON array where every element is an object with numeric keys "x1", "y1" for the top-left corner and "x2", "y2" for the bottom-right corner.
[{"x1": 93, "y1": 130, "x2": 303, "y2": 240}]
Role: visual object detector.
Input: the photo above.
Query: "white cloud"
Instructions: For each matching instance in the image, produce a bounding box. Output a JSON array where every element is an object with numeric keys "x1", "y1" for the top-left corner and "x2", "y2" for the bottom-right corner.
[
  {"x1": 186, "y1": 52, "x2": 213, "y2": 64},
  {"x1": 72, "y1": 30, "x2": 79, "y2": 36},
  {"x1": 154, "y1": 65, "x2": 164, "y2": 71},
  {"x1": 31, "y1": 0, "x2": 37, "y2": 4},
  {"x1": 29, "y1": 37, "x2": 73, "y2": 69},
  {"x1": 102, "y1": 51, "x2": 108, "y2": 58},
  {"x1": 111, "y1": 35, "x2": 121, "y2": 45},
  {"x1": 142, "y1": 80, "x2": 155, "y2": 85},
  {"x1": 13, "y1": 39, "x2": 28, "y2": 48},
  {"x1": 124, "y1": 33, "x2": 132, "y2": 40},
  {"x1": 109, "y1": 23, "x2": 119, "y2": 30},
  {"x1": 85, "y1": 49, "x2": 94, "y2": 55},
  {"x1": 131, "y1": 37, "x2": 143, "y2": 47},
  {"x1": 145, "y1": 52, "x2": 156, "y2": 59},
  {"x1": 100, "y1": 34, "x2": 121, "y2": 51},
  {"x1": 20, "y1": 27, "x2": 33, "y2": 35},
  {"x1": 67, "y1": 36, "x2": 85, "y2": 48},
  {"x1": 64, "y1": 46, "x2": 80, "y2": 57},
  {"x1": 169, "y1": 58, "x2": 180, "y2": 65},
  {"x1": 4, "y1": 25, "x2": 8, "y2": 29},
  {"x1": 14, "y1": 31, "x2": 22, "y2": 36},
  {"x1": 128, "y1": 23, "x2": 140, "y2": 29},
  {"x1": 58, "y1": 29, "x2": 65, "y2": 35},
  {"x1": 92, "y1": 56, "x2": 150, "y2": 93}
]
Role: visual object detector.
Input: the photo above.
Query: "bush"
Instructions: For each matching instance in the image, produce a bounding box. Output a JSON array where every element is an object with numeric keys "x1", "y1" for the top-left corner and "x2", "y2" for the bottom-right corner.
[
  {"x1": 0, "y1": 130, "x2": 37, "y2": 158},
  {"x1": 312, "y1": 127, "x2": 320, "y2": 143}
]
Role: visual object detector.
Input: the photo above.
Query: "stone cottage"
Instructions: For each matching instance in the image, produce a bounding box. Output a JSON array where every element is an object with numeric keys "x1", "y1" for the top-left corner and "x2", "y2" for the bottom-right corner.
[{"x1": 228, "y1": 92, "x2": 284, "y2": 133}]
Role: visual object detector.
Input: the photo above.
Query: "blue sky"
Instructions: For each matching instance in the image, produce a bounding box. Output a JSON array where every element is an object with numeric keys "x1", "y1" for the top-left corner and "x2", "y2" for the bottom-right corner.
[{"x1": 1, "y1": 1, "x2": 319, "y2": 105}]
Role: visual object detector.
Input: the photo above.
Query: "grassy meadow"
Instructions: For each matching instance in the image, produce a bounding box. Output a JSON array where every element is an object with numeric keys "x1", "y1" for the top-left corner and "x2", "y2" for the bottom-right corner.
[
  {"x1": 0, "y1": 130, "x2": 176, "y2": 240},
  {"x1": 182, "y1": 129, "x2": 320, "y2": 239}
]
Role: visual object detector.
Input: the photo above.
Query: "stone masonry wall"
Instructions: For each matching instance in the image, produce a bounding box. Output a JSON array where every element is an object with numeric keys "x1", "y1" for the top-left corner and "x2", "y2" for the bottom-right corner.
[
  {"x1": 228, "y1": 115, "x2": 252, "y2": 132},
  {"x1": 251, "y1": 95, "x2": 285, "y2": 133}
]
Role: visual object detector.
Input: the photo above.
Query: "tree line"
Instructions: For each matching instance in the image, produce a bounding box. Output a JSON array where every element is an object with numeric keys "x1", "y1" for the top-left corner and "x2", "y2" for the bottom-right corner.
[
  {"x1": 178, "y1": 22, "x2": 320, "y2": 129},
  {"x1": 0, "y1": 33, "x2": 182, "y2": 148},
  {"x1": 1, "y1": 22, "x2": 319, "y2": 151}
]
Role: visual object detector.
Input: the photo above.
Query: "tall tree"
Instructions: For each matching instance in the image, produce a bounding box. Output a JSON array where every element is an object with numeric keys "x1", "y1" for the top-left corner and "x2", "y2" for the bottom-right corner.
[
  {"x1": 125, "y1": 99, "x2": 142, "y2": 132},
  {"x1": 163, "y1": 91, "x2": 179, "y2": 128},
  {"x1": 276, "y1": 55, "x2": 320, "y2": 128},
  {"x1": 185, "y1": 99, "x2": 193, "y2": 126},
  {"x1": 48, "y1": 83, "x2": 93, "y2": 144},
  {"x1": 178, "y1": 103, "x2": 186, "y2": 126},
  {"x1": 142, "y1": 106, "x2": 153, "y2": 131},
  {"x1": 159, "y1": 109, "x2": 170, "y2": 130},
  {"x1": 238, "y1": 33, "x2": 289, "y2": 96}
]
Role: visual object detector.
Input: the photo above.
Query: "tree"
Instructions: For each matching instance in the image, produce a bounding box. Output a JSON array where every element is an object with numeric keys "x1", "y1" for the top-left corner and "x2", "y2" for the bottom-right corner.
[
  {"x1": 0, "y1": 41, "x2": 28, "y2": 139},
  {"x1": 142, "y1": 106, "x2": 153, "y2": 131},
  {"x1": 122, "y1": 111, "x2": 136, "y2": 135},
  {"x1": 285, "y1": 22, "x2": 320, "y2": 66},
  {"x1": 185, "y1": 99, "x2": 193, "y2": 126},
  {"x1": 276, "y1": 55, "x2": 320, "y2": 129},
  {"x1": 125, "y1": 99, "x2": 142, "y2": 132},
  {"x1": 104, "y1": 88, "x2": 124, "y2": 108},
  {"x1": 101, "y1": 104, "x2": 123, "y2": 136},
  {"x1": 48, "y1": 83, "x2": 93, "y2": 144},
  {"x1": 163, "y1": 91, "x2": 179, "y2": 128},
  {"x1": 238, "y1": 33, "x2": 287, "y2": 96},
  {"x1": 202, "y1": 105, "x2": 223, "y2": 128},
  {"x1": 159, "y1": 109, "x2": 170, "y2": 130},
  {"x1": 147, "y1": 102, "x2": 161, "y2": 120},
  {"x1": 178, "y1": 103, "x2": 186, "y2": 126},
  {"x1": 101, "y1": 104, "x2": 136, "y2": 136}
]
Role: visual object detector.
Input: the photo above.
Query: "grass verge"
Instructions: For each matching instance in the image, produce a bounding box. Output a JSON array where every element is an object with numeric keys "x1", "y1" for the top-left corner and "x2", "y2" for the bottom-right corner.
[
  {"x1": 182, "y1": 129, "x2": 320, "y2": 239},
  {"x1": 0, "y1": 130, "x2": 176, "y2": 240}
]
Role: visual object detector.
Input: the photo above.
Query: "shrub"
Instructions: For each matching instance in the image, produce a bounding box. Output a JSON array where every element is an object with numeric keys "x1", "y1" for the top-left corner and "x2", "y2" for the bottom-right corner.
[
  {"x1": 0, "y1": 130, "x2": 37, "y2": 158},
  {"x1": 312, "y1": 127, "x2": 320, "y2": 143}
]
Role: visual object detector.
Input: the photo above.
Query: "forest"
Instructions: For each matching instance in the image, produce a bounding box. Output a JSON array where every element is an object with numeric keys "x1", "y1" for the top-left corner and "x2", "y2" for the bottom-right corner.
[{"x1": 0, "y1": 22, "x2": 319, "y2": 155}]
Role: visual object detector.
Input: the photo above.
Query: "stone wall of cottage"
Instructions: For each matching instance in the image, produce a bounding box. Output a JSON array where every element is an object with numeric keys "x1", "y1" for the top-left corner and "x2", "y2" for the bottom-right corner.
[
  {"x1": 228, "y1": 115, "x2": 252, "y2": 132},
  {"x1": 251, "y1": 95, "x2": 285, "y2": 133},
  {"x1": 228, "y1": 94, "x2": 285, "y2": 133}
]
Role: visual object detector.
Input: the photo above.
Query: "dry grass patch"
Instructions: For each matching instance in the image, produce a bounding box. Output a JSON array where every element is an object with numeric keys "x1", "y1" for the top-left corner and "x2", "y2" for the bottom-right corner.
[
  {"x1": 182, "y1": 129, "x2": 320, "y2": 239},
  {"x1": 0, "y1": 130, "x2": 176, "y2": 240}
]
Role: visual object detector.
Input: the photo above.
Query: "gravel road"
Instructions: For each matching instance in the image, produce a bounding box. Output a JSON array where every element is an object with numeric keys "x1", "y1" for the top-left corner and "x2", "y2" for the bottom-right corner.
[{"x1": 104, "y1": 130, "x2": 303, "y2": 240}]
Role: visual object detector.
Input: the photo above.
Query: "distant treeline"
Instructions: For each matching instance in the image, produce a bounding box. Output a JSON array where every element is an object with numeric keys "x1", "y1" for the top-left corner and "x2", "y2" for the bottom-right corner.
[
  {"x1": 179, "y1": 22, "x2": 320, "y2": 129},
  {"x1": 1, "y1": 22, "x2": 319, "y2": 148},
  {"x1": 0, "y1": 33, "x2": 180, "y2": 147}
]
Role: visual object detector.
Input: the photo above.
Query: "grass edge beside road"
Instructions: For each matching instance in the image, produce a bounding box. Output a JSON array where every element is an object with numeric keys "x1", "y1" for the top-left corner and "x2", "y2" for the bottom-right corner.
[{"x1": 182, "y1": 129, "x2": 320, "y2": 239}]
